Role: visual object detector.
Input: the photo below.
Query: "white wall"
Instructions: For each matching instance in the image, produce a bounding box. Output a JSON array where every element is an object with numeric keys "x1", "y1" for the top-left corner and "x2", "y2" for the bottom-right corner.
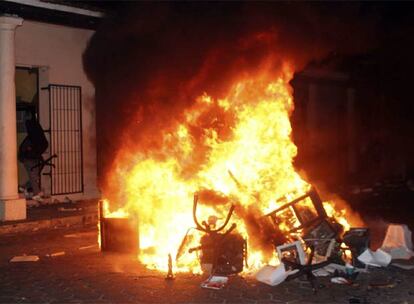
[{"x1": 14, "y1": 20, "x2": 100, "y2": 200}]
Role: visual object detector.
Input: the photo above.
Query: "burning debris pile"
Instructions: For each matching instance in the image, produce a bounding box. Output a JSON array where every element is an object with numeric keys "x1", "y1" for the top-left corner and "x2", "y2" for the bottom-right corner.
[
  {"x1": 98, "y1": 68, "x2": 361, "y2": 274},
  {"x1": 95, "y1": 65, "x2": 414, "y2": 290},
  {"x1": 83, "y1": 3, "x2": 414, "y2": 296}
]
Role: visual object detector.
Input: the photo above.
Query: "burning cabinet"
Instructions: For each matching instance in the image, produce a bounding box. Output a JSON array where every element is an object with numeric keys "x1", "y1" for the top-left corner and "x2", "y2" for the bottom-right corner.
[{"x1": 99, "y1": 201, "x2": 139, "y2": 254}]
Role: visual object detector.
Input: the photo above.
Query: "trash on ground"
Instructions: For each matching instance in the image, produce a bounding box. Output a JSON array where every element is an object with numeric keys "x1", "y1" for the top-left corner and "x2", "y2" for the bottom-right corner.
[
  {"x1": 381, "y1": 224, "x2": 414, "y2": 260},
  {"x1": 313, "y1": 263, "x2": 352, "y2": 277},
  {"x1": 357, "y1": 248, "x2": 391, "y2": 267},
  {"x1": 26, "y1": 200, "x2": 40, "y2": 208},
  {"x1": 276, "y1": 241, "x2": 306, "y2": 265},
  {"x1": 331, "y1": 277, "x2": 352, "y2": 285},
  {"x1": 10, "y1": 255, "x2": 40, "y2": 262},
  {"x1": 79, "y1": 244, "x2": 97, "y2": 250},
  {"x1": 343, "y1": 228, "x2": 370, "y2": 267},
  {"x1": 200, "y1": 275, "x2": 229, "y2": 290},
  {"x1": 255, "y1": 264, "x2": 298, "y2": 286},
  {"x1": 63, "y1": 196, "x2": 73, "y2": 203},
  {"x1": 47, "y1": 251, "x2": 65, "y2": 257}
]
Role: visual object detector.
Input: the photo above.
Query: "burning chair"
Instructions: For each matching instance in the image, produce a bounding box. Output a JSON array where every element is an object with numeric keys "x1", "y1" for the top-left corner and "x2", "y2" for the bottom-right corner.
[
  {"x1": 265, "y1": 188, "x2": 343, "y2": 259},
  {"x1": 178, "y1": 194, "x2": 247, "y2": 276},
  {"x1": 264, "y1": 188, "x2": 347, "y2": 291}
]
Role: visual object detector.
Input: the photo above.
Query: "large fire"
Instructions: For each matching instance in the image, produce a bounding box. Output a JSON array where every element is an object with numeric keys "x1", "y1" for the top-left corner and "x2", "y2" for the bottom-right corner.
[{"x1": 102, "y1": 62, "x2": 355, "y2": 273}]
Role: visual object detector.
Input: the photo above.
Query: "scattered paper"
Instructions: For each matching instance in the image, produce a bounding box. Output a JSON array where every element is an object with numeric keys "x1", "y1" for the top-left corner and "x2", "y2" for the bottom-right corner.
[
  {"x1": 10, "y1": 255, "x2": 39, "y2": 262},
  {"x1": 357, "y1": 249, "x2": 391, "y2": 267},
  {"x1": 255, "y1": 264, "x2": 298, "y2": 286},
  {"x1": 200, "y1": 276, "x2": 228, "y2": 290},
  {"x1": 79, "y1": 244, "x2": 97, "y2": 250},
  {"x1": 313, "y1": 263, "x2": 363, "y2": 277},
  {"x1": 331, "y1": 277, "x2": 351, "y2": 284},
  {"x1": 312, "y1": 267, "x2": 331, "y2": 277}
]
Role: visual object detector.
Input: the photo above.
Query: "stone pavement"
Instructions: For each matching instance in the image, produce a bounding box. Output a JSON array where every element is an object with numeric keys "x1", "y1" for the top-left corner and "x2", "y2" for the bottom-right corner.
[{"x1": 1, "y1": 227, "x2": 414, "y2": 304}]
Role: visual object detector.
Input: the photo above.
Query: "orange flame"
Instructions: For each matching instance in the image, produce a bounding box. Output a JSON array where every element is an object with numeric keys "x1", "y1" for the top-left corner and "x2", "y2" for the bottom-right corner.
[{"x1": 103, "y1": 63, "x2": 354, "y2": 272}]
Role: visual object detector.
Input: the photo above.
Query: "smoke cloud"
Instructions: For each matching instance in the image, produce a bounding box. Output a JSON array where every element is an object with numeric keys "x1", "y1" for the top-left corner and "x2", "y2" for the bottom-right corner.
[{"x1": 83, "y1": 2, "x2": 378, "y2": 189}]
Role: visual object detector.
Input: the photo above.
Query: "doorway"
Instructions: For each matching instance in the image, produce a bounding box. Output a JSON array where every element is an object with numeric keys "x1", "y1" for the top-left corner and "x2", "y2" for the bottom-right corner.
[{"x1": 15, "y1": 66, "x2": 39, "y2": 190}]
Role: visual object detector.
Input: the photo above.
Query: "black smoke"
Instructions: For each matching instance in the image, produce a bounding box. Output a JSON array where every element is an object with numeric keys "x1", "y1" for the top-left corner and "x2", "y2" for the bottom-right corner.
[{"x1": 83, "y1": 2, "x2": 378, "y2": 189}]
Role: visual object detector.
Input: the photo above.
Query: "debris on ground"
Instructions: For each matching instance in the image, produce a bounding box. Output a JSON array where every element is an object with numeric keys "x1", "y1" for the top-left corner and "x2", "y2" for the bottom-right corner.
[
  {"x1": 46, "y1": 251, "x2": 65, "y2": 257},
  {"x1": 343, "y1": 228, "x2": 370, "y2": 268},
  {"x1": 251, "y1": 188, "x2": 414, "y2": 291},
  {"x1": 26, "y1": 200, "x2": 41, "y2": 208},
  {"x1": 357, "y1": 248, "x2": 391, "y2": 267},
  {"x1": 330, "y1": 277, "x2": 352, "y2": 285},
  {"x1": 79, "y1": 244, "x2": 97, "y2": 250},
  {"x1": 10, "y1": 255, "x2": 39, "y2": 262},
  {"x1": 276, "y1": 241, "x2": 306, "y2": 265},
  {"x1": 255, "y1": 264, "x2": 298, "y2": 286},
  {"x1": 200, "y1": 275, "x2": 229, "y2": 290}
]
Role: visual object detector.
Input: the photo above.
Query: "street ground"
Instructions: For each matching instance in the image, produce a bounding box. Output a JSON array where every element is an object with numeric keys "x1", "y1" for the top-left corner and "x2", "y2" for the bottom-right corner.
[{"x1": 1, "y1": 226, "x2": 414, "y2": 304}]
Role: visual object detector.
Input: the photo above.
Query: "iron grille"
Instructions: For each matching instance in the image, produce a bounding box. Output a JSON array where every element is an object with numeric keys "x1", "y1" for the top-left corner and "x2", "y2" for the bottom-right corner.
[{"x1": 49, "y1": 84, "x2": 83, "y2": 195}]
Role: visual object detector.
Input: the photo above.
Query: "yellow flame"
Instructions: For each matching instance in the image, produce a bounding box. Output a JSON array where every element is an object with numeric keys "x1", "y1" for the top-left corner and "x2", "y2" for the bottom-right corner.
[{"x1": 103, "y1": 65, "x2": 352, "y2": 272}]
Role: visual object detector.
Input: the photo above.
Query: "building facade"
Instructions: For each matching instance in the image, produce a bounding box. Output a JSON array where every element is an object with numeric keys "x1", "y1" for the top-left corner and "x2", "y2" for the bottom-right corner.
[{"x1": 0, "y1": 2, "x2": 102, "y2": 221}]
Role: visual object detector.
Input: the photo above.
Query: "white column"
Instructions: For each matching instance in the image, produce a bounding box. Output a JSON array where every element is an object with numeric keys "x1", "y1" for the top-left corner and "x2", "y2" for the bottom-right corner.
[{"x1": 0, "y1": 15, "x2": 26, "y2": 221}]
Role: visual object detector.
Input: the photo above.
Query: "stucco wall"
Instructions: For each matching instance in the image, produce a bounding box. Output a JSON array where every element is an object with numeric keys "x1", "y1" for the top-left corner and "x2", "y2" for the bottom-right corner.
[{"x1": 14, "y1": 20, "x2": 99, "y2": 200}]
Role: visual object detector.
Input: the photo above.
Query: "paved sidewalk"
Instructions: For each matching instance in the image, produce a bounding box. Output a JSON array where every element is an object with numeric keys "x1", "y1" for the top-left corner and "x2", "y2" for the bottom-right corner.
[
  {"x1": 1, "y1": 227, "x2": 414, "y2": 304},
  {"x1": 0, "y1": 200, "x2": 98, "y2": 235}
]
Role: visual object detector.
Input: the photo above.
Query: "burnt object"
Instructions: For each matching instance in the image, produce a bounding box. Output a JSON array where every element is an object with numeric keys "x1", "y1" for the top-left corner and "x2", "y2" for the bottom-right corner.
[
  {"x1": 99, "y1": 201, "x2": 139, "y2": 254},
  {"x1": 264, "y1": 187, "x2": 328, "y2": 235},
  {"x1": 165, "y1": 253, "x2": 175, "y2": 280},
  {"x1": 187, "y1": 194, "x2": 246, "y2": 275},
  {"x1": 276, "y1": 241, "x2": 306, "y2": 268},
  {"x1": 284, "y1": 245, "x2": 332, "y2": 293},
  {"x1": 302, "y1": 218, "x2": 343, "y2": 257},
  {"x1": 343, "y1": 228, "x2": 370, "y2": 267}
]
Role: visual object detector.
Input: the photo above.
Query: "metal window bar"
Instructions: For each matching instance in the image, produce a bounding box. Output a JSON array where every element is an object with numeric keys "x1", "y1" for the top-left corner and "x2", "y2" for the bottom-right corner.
[{"x1": 48, "y1": 84, "x2": 83, "y2": 195}]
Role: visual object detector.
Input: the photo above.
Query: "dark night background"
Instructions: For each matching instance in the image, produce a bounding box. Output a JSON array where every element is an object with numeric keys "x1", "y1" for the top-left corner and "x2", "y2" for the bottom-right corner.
[{"x1": 82, "y1": 2, "x2": 414, "y2": 222}]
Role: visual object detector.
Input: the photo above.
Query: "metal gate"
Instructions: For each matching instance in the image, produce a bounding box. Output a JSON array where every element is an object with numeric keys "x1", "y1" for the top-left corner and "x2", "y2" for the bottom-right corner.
[{"x1": 48, "y1": 84, "x2": 83, "y2": 195}]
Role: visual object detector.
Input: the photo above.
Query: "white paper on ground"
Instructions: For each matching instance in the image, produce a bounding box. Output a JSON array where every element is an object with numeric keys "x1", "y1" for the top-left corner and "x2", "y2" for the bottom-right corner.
[
  {"x1": 10, "y1": 255, "x2": 39, "y2": 262},
  {"x1": 357, "y1": 249, "x2": 391, "y2": 267},
  {"x1": 200, "y1": 276, "x2": 228, "y2": 290},
  {"x1": 312, "y1": 267, "x2": 331, "y2": 277},
  {"x1": 331, "y1": 277, "x2": 351, "y2": 284},
  {"x1": 312, "y1": 263, "x2": 350, "y2": 277},
  {"x1": 381, "y1": 224, "x2": 414, "y2": 260},
  {"x1": 255, "y1": 264, "x2": 298, "y2": 286}
]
